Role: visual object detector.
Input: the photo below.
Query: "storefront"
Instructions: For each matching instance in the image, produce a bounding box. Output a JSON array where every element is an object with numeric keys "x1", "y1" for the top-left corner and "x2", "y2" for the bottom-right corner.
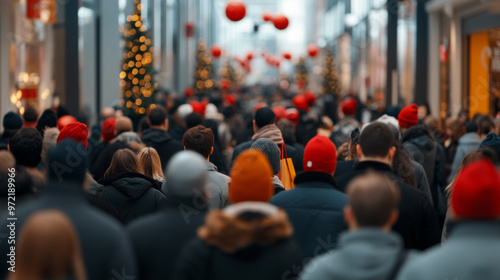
[{"x1": 427, "y1": 0, "x2": 500, "y2": 121}]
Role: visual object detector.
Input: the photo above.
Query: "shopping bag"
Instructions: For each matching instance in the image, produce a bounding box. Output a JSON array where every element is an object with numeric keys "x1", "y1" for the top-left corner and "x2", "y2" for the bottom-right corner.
[
  {"x1": 278, "y1": 141, "x2": 296, "y2": 190},
  {"x1": 279, "y1": 157, "x2": 296, "y2": 190}
]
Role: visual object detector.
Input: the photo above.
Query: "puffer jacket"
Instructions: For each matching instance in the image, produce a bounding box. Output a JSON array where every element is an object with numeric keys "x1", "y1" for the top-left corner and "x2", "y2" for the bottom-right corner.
[
  {"x1": 271, "y1": 171, "x2": 348, "y2": 258},
  {"x1": 98, "y1": 172, "x2": 167, "y2": 223}
]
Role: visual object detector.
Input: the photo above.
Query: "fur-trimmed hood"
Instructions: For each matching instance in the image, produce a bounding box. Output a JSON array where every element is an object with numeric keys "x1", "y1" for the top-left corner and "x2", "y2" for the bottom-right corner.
[{"x1": 198, "y1": 202, "x2": 293, "y2": 253}]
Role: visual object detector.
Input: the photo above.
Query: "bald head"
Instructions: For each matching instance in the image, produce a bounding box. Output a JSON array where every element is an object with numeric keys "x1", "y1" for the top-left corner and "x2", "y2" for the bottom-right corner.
[
  {"x1": 115, "y1": 117, "x2": 133, "y2": 135},
  {"x1": 345, "y1": 172, "x2": 400, "y2": 228},
  {"x1": 163, "y1": 151, "x2": 208, "y2": 199},
  {"x1": 101, "y1": 107, "x2": 115, "y2": 121}
]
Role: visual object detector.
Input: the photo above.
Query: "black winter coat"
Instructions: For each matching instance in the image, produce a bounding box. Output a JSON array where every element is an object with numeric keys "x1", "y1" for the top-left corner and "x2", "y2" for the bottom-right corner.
[
  {"x1": 98, "y1": 172, "x2": 167, "y2": 223},
  {"x1": 271, "y1": 172, "x2": 348, "y2": 258},
  {"x1": 0, "y1": 182, "x2": 137, "y2": 280},
  {"x1": 335, "y1": 161, "x2": 441, "y2": 250},
  {"x1": 127, "y1": 197, "x2": 208, "y2": 280},
  {"x1": 141, "y1": 128, "x2": 183, "y2": 170}
]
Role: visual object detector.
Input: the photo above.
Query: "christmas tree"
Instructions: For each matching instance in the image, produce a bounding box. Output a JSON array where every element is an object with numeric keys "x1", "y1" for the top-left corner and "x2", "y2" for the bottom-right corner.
[
  {"x1": 294, "y1": 57, "x2": 309, "y2": 89},
  {"x1": 194, "y1": 39, "x2": 215, "y2": 94},
  {"x1": 120, "y1": 0, "x2": 157, "y2": 117},
  {"x1": 322, "y1": 47, "x2": 341, "y2": 95},
  {"x1": 218, "y1": 58, "x2": 236, "y2": 91}
]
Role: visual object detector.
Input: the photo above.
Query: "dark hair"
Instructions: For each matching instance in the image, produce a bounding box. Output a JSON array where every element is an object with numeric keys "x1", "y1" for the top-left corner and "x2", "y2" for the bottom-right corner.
[
  {"x1": 104, "y1": 149, "x2": 141, "y2": 178},
  {"x1": 359, "y1": 123, "x2": 394, "y2": 158},
  {"x1": 478, "y1": 115, "x2": 494, "y2": 135},
  {"x1": 347, "y1": 128, "x2": 361, "y2": 160},
  {"x1": 346, "y1": 172, "x2": 400, "y2": 227},
  {"x1": 255, "y1": 107, "x2": 276, "y2": 129},
  {"x1": 392, "y1": 143, "x2": 417, "y2": 187},
  {"x1": 183, "y1": 125, "x2": 214, "y2": 158},
  {"x1": 36, "y1": 109, "x2": 57, "y2": 137},
  {"x1": 23, "y1": 107, "x2": 38, "y2": 123},
  {"x1": 185, "y1": 113, "x2": 205, "y2": 129},
  {"x1": 465, "y1": 121, "x2": 478, "y2": 133},
  {"x1": 148, "y1": 107, "x2": 167, "y2": 126},
  {"x1": 138, "y1": 116, "x2": 150, "y2": 135},
  {"x1": 9, "y1": 128, "x2": 42, "y2": 167}
]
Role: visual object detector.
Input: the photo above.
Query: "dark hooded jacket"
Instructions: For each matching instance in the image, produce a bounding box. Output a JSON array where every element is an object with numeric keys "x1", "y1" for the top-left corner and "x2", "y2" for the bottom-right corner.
[
  {"x1": 98, "y1": 172, "x2": 167, "y2": 223},
  {"x1": 141, "y1": 128, "x2": 184, "y2": 170},
  {"x1": 173, "y1": 203, "x2": 304, "y2": 280},
  {"x1": 402, "y1": 125, "x2": 447, "y2": 219}
]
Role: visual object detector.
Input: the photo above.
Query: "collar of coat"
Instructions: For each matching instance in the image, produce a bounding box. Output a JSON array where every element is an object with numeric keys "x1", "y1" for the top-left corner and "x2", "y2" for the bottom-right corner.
[
  {"x1": 197, "y1": 202, "x2": 293, "y2": 253},
  {"x1": 354, "y1": 161, "x2": 393, "y2": 173},
  {"x1": 294, "y1": 171, "x2": 336, "y2": 187}
]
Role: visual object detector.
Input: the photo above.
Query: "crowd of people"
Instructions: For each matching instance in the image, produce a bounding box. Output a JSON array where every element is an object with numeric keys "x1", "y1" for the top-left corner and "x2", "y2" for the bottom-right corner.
[{"x1": 1, "y1": 89, "x2": 500, "y2": 280}]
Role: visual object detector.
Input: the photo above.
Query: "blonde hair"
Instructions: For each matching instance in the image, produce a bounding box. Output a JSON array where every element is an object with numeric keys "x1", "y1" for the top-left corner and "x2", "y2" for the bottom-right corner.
[
  {"x1": 138, "y1": 147, "x2": 165, "y2": 181},
  {"x1": 8, "y1": 210, "x2": 87, "y2": 280}
]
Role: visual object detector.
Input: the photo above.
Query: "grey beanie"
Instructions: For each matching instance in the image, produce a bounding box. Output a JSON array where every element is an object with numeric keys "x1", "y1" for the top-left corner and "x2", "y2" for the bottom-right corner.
[
  {"x1": 251, "y1": 138, "x2": 281, "y2": 175},
  {"x1": 162, "y1": 151, "x2": 208, "y2": 198}
]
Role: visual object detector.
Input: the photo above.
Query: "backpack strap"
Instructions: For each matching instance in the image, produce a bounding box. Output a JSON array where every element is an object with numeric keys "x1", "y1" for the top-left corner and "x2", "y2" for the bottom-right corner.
[{"x1": 387, "y1": 250, "x2": 408, "y2": 280}]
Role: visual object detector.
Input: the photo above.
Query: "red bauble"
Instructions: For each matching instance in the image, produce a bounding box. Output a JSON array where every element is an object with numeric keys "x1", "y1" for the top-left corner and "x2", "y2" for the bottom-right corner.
[
  {"x1": 239, "y1": 60, "x2": 246, "y2": 67},
  {"x1": 225, "y1": 1, "x2": 246, "y2": 22},
  {"x1": 307, "y1": 43, "x2": 319, "y2": 57},
  {"x1": 246, "y1": 52, "x2": 253, "y2": 60},
  {"x1": 273, "y1": 14, "x2": 289, "y2": 30},
  {"x1": 262, "y1": 11, "x2": 272, "y2": 22},
  {"x1": 283, "y1": 52, "x2": 292, "y2": 60},
  {"x1": 220, "y1": 79, "x2": 230, "y2": 91},
  {"x1": 275, "y1": 59, "x2": 281, "y2": 67},
  {"x1": 211, "y1": 45, "x2": 222, "y2": 58}
]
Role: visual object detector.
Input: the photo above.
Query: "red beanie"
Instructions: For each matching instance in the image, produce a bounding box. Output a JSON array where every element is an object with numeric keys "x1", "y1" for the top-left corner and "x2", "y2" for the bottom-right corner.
[
  {"x1": 189, "y1": 101, "x2": 207, "y2": 116},
  {"x1": 101, "y1": 117, "x2": 117, "y2": 143},
  {"x1": 286, "y1": 108, "x2": 299, "y2": 125},
  {"x1": 272, "y1": 106, "x2": 287, "y2": 120},
  {"x1": 303, "y1": 135, "x2": 337, "y2": 174},
  {"x1": 57, "y1": 122, "x2": 89, "y2": 149},
  {"x1": 341, "y1": 98, "x2": 357, "y2": 116},
  {"x1": 57, "y1": 115, "x2": 77, "y2": 131},
  {"x1": 452, "y1": 159, "x2": 500, "y2": 220},
  {"x1": 304, "y1": 91, "x2": 316, "y2": 105},
  {"x1": 229, "y1": 150, "x2": 274, "y2": 203},
  {"x1": 224, "y1": 94, "x2": 236, "y2": 107},
  {"x1": 292, "y1": 96, "x2": 309, "y2": 111},
  {"x1": 254, "y1": 102, "x2": 268, "y2": 112},
  {"x1": 398, "y1": 104, "x2": 419, "y2": 128}
]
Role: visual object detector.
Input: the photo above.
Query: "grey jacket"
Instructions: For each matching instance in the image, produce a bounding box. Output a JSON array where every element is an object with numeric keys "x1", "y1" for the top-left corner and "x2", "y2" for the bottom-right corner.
[
  {"x1": 300, "y1": 229, "x2": 405, "y2": 280},
  {"x1": 397, "y1": 221, "x2": 500, "y2": 280},
  {"x1": 448, "y1": 133, "x2": 481, "y2": 183},
  {"x1": 206, "y1": 161, "x2": 230, "y2": 209}
]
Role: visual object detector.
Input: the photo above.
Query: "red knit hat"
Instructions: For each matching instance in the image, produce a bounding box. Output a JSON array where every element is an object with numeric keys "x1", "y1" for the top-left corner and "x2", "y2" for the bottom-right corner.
[
  {"x1": 254, "y1": 102, "x2": 268, "y2": 112},
  {"x1": 303, "y1": 135, "x2": 337, "y2": 174},
  {"x1": 101, "y1": 117, "x2": 117, "y2": 143},
  {"x1": 451, "y1": 159, "x2": 500, "y2": 220},
  {"x1": 189, "y1": 101, "x2": 207, "y2": 116},
  {"x1": 224, "y1": 94, "x2": 236, "y2": 107},
  {"x1": 57, "y1": 115, "x2": 77, "y2": 131},
  {"x1": 304, "y1": 91, "x2": 316, "y2": 105},
  {"x1": 341, "y1": 98, "x2": 357, "y2": 116},
  {"x1": 292, "y1": 96, "x2": 309, "y2": 111},
  {"x1": 272, "y1": 106, "x2": 287, "y2": 120},
  {"x1": 286, "y1": 108, "x2": 299, "y2": 125},
  {"x1": 398, "y1": 104, "x2": 419, "y2": 128},
  {"x1": 229, "y1": 150, "x2": 274, "y2": 203},
  {"x1": 57, "y1": 122, "x2": 89, "y2": 149}
]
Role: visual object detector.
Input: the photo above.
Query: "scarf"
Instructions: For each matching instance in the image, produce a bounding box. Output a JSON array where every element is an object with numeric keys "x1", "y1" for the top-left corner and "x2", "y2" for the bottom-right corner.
[{"x1": 251, "y1": 124, "x2": 283, "y2": 146}]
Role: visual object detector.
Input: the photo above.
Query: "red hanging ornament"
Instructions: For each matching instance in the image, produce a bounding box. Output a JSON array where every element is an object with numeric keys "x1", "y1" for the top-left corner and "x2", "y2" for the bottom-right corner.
[
  {"x1": 307, "y1": 43, "x2": 319, "y2": 57},
  {"x1": 211, "y1": 45, "x2": 222, "y2": 58},
  {"x1": 262, "y1": 11, "x2": 272, "y2": 22},
  {"x1": 246, "y1": 52, "x2": 253, "y2": 61},
  {"x1": 225, "y1": 1, "x2": 246, "y2": 22},
  {"x1": 283, "y1": 52, "x2": 292, "y2": 60},
  {"x1": 185, "y1": 22, "x2": 195, "y2": 38},
  {"x1": 273, "y1": 14, "x2": 289, "y2": 30}
]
